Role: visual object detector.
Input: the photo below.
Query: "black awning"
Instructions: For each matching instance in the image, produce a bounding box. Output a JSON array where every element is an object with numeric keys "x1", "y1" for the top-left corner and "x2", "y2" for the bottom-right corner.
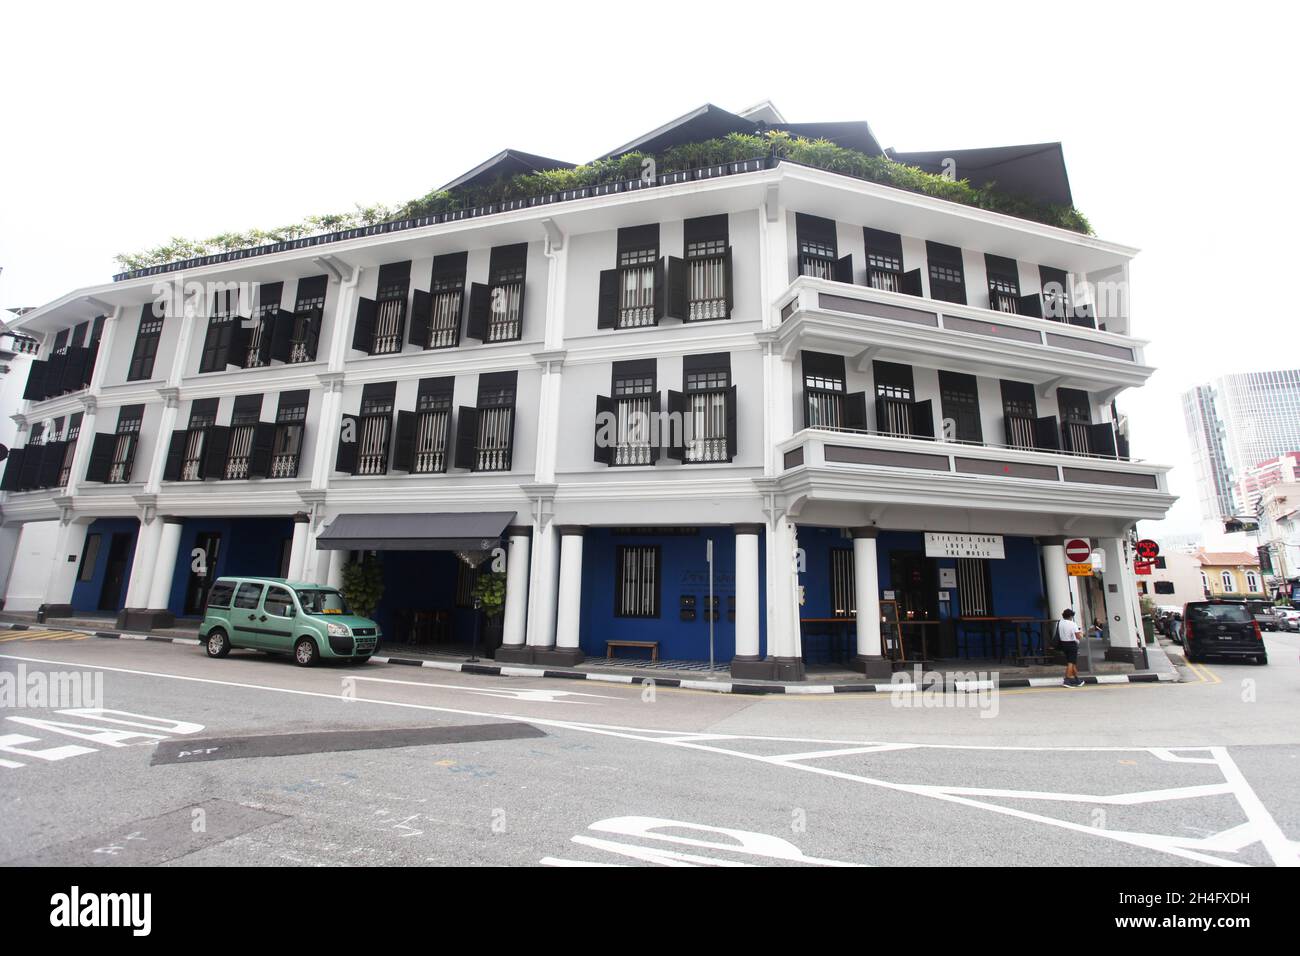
[{"x1": 315, "y1": 512, "x2": 515, "y2": 551}]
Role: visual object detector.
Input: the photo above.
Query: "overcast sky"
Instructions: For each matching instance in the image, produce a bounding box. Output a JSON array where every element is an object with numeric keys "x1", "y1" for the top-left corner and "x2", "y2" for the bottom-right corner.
[{"x1": 2, "y1": 1, "x2": 1295, "y2": 539}]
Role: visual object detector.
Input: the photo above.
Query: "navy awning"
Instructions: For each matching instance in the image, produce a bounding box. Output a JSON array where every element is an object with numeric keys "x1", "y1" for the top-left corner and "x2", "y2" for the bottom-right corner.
[{"x1": 315, "y1": 512, "x2": 515, "y2": 551}]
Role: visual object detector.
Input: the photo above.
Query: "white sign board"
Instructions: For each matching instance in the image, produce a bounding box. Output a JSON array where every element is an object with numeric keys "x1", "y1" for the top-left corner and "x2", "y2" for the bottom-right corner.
[
  {"x1": 939, "y1": 567, "x2": 958, "y2": 588},
  {"x1": 924, "y1": 533, "x2": 1005, "y2": 560}
]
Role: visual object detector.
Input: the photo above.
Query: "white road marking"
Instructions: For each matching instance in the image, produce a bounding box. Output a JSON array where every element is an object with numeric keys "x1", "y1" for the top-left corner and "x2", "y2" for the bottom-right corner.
[
  {"x1": 349, "y1": 674, "x2": 619, "y2": 704},
  {"x1": 3, "y1": 650, "x2": 1294, "y2": 866}
]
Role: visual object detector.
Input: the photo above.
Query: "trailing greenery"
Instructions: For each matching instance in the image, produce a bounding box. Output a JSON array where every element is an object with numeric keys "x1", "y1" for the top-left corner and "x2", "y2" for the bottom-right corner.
[
  {"x1": 115, "y1": 131, "x2": 1091, "y2": 272},
  {"x1": 340, "y1": 555, "x2": 385, "y2": 620}
]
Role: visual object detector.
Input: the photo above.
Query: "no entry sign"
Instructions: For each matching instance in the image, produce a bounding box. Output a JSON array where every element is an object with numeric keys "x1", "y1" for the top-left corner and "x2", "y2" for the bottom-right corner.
[{"x1": 1064, "y1": 538, "x2": 1092, "y2": 563}]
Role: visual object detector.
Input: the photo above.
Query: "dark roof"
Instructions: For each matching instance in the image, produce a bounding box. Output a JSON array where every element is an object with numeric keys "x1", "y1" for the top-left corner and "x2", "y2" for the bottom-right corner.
[
  {"x1": 316, "y1": 512, "x2": 516, "y2": 551},
  {"x1": 886, "y1": 142, "x2": 1073, "y2": 207},
  {"x1": 437, "y1": 149, "x2": 576, "y2": 193}
]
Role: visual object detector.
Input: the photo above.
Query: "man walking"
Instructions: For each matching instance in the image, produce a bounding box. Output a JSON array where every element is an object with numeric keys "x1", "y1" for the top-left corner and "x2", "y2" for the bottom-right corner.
[{"x1": 1056, "y1": 608, "x2": 1083, "y2": 687}]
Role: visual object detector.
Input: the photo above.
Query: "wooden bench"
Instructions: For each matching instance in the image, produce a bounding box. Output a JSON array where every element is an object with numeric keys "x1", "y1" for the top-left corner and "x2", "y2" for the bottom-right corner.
[{"x1": 606, "y1": 640, "x2": 659, "y2": 661}]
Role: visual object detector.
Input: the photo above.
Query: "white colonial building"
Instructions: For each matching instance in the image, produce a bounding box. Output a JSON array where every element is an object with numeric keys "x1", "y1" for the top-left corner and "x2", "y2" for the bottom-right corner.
[{"x1": 0, "y1": 102, "x2": 1173, "y2": 678}]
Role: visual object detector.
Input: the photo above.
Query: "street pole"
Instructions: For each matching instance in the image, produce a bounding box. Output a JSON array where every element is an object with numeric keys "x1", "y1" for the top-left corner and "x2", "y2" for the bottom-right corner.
[{"x1": 469, "y1": 595, "x2": 481, "y2": 663}]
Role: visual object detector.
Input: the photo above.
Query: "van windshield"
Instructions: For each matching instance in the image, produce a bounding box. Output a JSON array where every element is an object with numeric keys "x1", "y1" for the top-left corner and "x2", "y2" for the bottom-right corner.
[
  {"x1": 295, "y1": 589, "x2": 352, "y2": 616},
  {"x1": 1187, "y1": 603, "x2": 1252, "y2": 624}
]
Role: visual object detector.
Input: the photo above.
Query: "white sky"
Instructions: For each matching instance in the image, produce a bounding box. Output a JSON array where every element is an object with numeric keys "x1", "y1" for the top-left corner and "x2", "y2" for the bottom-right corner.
[{"x1": 3, "y1": 1, "x2": 1296, "y2": 539}]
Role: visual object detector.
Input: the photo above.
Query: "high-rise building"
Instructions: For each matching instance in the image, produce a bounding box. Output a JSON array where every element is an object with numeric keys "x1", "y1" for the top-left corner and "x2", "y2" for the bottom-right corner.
[{"x1": 1182, "y1": 369, "x2": 1300, "y2": 522}]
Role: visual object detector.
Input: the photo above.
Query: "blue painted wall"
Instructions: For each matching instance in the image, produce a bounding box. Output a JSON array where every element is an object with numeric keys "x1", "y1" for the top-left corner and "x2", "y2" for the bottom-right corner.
[
  {"x1": 578, "y1": 528, "x2": 768, "y2": 662},
  {"x1": 164, "y1": 517, "x2": 294, "y2": 617},
  {"x1": 71, "y1": 518, "x2": 140, "y2": 613},
  {"x1": 369, "y1": 551, "x2": 478, "y2": 643}
]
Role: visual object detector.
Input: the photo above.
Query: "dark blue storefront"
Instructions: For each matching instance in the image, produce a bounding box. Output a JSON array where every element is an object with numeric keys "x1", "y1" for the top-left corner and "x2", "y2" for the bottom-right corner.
[
  {"x1": 366, "y1": 551, "x2": 483, "y2": 646},
  {"x1": 71, "y1": 516, "x2": 294, "y2": 619}
]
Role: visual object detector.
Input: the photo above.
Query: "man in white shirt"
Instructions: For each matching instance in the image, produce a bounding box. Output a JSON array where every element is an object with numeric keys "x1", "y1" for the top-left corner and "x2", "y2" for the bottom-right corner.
[{"x1": 1056, "y1": 608, "x2": 1083, "y2": 687}]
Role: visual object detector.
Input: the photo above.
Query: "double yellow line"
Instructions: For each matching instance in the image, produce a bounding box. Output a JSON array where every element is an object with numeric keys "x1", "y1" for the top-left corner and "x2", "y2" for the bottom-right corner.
[{"x1": 1180, "y1": 656, "x2": 1221, "y2": 684}]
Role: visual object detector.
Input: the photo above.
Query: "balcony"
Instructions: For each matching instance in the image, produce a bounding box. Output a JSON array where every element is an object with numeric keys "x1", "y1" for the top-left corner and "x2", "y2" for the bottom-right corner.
[
  {"x1": 771, "y1": 276, "x2": 1151, "y2": 398},
  {"x1": 776, "y1": 427, "x2": 1173, "y2": 522}
]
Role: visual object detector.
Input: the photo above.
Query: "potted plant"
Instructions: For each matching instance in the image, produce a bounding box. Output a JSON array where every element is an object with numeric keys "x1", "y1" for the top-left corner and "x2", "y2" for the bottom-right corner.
[
  {"x1": 341, "y1": 555, "x2": 385, "y2": 620},
  {"x1": 473, "y1": 570, "x2": 507, "y2": 656}
]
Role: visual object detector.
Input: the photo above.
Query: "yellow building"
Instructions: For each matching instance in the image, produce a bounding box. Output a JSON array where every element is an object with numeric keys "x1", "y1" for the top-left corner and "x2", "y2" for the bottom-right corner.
[{"x1": 1195, "y1": 550, "x2": 1265, "y2": 598}]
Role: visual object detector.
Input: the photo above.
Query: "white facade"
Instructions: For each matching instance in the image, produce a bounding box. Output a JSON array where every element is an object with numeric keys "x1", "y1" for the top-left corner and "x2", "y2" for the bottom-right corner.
[{"x1": 0, "y1": 110, "x2": 1174, "y2": 675}]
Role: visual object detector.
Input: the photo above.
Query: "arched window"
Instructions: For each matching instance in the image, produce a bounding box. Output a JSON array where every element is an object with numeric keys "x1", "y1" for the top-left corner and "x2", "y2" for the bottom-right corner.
[
  {"x1": 1221, "y1": 570, "x2": 1234, "y2": 591},
  {"x1": 1246, "y1": 571, "x2": 1260, "y2": 593}
]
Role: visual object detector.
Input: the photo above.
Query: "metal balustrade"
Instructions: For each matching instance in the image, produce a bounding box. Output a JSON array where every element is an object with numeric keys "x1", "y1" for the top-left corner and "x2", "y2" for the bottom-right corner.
[
  {"x1": 357, "y1": 415, "x2": 390, "y2": 475},
  {"x1": 372, "y1": 298, "x2": 405, "y2": 354},
  {"x1": 806, "y1": 390, "x2": 844, "y2": 429},
  {"x1": 428, "y1": 290, "x2": 462, "y2": 348},
  {"x1": 1005, "y1": 414, "x2": 1037, "y2": 451},
  {"x1": 614, "y1": 396, "x2": 653, "y2": 465},
  {"x1": 224, "y1": 425, "x2": 254, "y2": 479},
  {"x1": 475, "y1": 407, "x2": 513, "y2": 471},
  {"x1": 685, "y1": 390, "x2": 728, "y2": 462},
  {"x1": 618, "y1": 264, "x2": 656, "y2": 329},
  {"x1": 487, "y1": 281, "x2": 523, "y2": 341},
  {"x1": 799, "y1": 254, "x2": 835, "y2": 280},
  {"x1": 414, "y1": 410, "x2": 449, "y2": 473},
  {"x1": 867, "y1": 268, "x2": 901, "y2": 293},
  {"x1": 878, "y1": 397, "x2": 914, "y2": 438},
  {"x1": 269, "y1": 453, "x2": 299, "y2": 478},
  {"x1": 181, "y1": 431, "x2": 206, "y2": 481},
  {"x1": 688, "y1": 254, "x2": 727, "y2": 321},
  {"x1": 990, "y1": 290, "x2": 1020, "y2": 314}
]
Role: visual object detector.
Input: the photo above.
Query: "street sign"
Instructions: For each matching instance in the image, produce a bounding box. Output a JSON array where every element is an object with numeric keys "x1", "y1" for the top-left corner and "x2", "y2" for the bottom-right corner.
[
  {"x1": 1067, "y1": 562, "x2": 1094, "y2": 577},
  {"x1": 1134, "y1": 562, "x2": 1152, "y2": 576},
  {"x1": 1064, "y1": 538, "x2": 1092, "y2": 563},
  {"x1": 1136, "y1": 539, "x2": 1160, "y2": 561}
]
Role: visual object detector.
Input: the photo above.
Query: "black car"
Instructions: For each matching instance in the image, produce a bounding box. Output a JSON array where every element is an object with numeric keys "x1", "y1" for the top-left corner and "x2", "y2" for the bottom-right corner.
[{"x1": 1182, "y1": 601, "x2": 1268, "y2": 664}]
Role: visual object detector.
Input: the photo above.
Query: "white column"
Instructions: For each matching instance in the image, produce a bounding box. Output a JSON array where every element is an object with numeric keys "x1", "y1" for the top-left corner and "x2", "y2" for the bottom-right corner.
[
  {"x1": 549, "y1": 527, "x2": 584, "y2": 663},
  {"x1": 525, "y1": 521, "x2": 559, "y2": 652},
  {"x1": 42, "y1": 519, "x2": 90, "y2": 609},
  {"x1": 733, "y1": 526, "x2": 762, "y2": 661},
  {"x1": 1040, "y1": 538, "x2": 1074, "y2": 619},
  {"x1": 286, "y1": 513, "x2": 311, "y2": 581},
  {"x1": 325, "y1": 550, "x2": 346, "y2": 590},
  {"x1": 124, "y1": 514, "x2": 163, "y2": 609},
  {"x1": 852, "y1": 529, "x2": 885, "y2": 673},
  {"x1": 1099, "y1": 536, "x2": 1143, "y2": 663},
  {"x1": 0, "y1": 523, "x2": 23, "y2": 607},
  {"x1": 146, "y1": 517, "x2": 185, "y2": 611},
  {"x1": 763, "y1": 512, "x2": 804, "y2": 679},
  {"x1": 500, "y1": 530, "x2": 531, "y2": 650}
]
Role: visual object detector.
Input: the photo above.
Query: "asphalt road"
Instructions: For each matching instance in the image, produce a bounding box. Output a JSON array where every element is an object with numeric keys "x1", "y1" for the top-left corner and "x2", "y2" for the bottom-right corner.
[{"x1": 1, "y1": 630, "x2": 1297, "y2": 867}]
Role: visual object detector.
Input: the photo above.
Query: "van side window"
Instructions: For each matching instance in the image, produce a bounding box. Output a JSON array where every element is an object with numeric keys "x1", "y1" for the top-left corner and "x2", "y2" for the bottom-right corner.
[
  {"x1": 207, "y1": 582, "x2": 235, "y2": 608},
  {"x1": 233, "y1": 583, "x2": 264, "y2": 610},
  {"x1": 264, "y1": 587, "x2": 294, "y2": 618}
]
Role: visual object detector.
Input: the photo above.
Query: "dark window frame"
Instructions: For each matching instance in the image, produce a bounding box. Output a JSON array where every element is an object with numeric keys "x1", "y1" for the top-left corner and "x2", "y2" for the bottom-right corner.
[{"x1": 615, "y1": 544, "x2": 661, "y2": 619}]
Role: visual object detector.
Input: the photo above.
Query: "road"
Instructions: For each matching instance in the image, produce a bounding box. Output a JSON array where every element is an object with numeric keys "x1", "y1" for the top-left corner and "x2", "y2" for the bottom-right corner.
[{"x1": 1, "y1": 629, "x2": 1298, "y2": 867}]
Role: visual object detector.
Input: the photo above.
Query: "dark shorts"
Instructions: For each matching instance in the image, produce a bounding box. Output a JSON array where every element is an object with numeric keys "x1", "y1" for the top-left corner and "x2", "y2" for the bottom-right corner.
[{"x1": 1060, "y1": 641, "x2": 1079, "y2": 664}]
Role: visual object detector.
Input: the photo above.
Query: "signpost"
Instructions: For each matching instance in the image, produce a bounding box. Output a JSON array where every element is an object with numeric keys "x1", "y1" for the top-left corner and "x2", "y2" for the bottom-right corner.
[
  {"x1": 1065, "y1": 538, "x2": 1093, "y2": 576},
  {"x1": 706, "y1": 538, "x2": 715, "y2": 674}
]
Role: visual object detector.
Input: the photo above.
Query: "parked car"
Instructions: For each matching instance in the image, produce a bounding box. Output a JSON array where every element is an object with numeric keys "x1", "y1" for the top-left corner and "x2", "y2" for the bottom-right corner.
[
  {"x1": 199, "y1": 577, "x2": 380, "y2": 666},
  {"x1": 1275, "y1": 607, "x2": 1300, "y2": 632},
  {"x1": 1248, "y1": 600, "x2": 1281, "y2": 631},
  {"x1": 1182, "y1": 600, "x2": 1268, "y2": 665}
]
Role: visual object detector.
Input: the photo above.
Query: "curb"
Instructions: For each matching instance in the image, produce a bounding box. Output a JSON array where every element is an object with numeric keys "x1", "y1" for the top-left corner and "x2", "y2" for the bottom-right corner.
[{"x1": 0, "y1": 622, "x2": 1174, "y2": 695}]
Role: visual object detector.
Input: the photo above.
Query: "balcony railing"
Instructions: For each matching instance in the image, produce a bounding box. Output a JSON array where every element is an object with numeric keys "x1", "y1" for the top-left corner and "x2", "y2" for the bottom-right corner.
[
  {"x1": 688, "y1": 254, "x2": 727, "y2": 321},
  {"x1": 428, "y1": 290, "x2": 462, "y2": 349},
  {"x1": 414, "y1": 410, "x2": 449, "y2": 473},
  {"x1": 877, "y1": 397, "x2": 914, "y2": 438},
  {"x1": 989, "y1": 290, "x2": 1020, "y2": 314},
  {"x1": 475, "y1": 407, "x2": 513, "y2": 471},
  {"x1": 487, "y1": 281, "x2": 523, "y2": 342},
  {"x1": 867, "y1": 268, "x2": 902, "y2": 293},
  {"x1": 614, "y1": 396, "x2": 653, "y2": 465},
  {"x1": 224, "y1": 425, "x2": 255, "y2": 479},
  {"x1": 372, "y1": 299, "x2": 405, "y2": 354},
  {"x1": 685, "y1": 390, "x2": 728, "y2": 462},
  {"x1": 270, "y1": 453, "x2": 299, "y2": 478},
  {"x1": 618, "y1": 266, "x2": 656, "y2": 329},
  {"x1": 1005, "y1": 413, "x2": 1036, "y2": 451}
]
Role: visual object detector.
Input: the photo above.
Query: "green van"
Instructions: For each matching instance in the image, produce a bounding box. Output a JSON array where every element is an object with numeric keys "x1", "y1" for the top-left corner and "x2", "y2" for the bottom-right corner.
[{"x1": 199, "y1": 576, "x2": 381, "y2": 666}]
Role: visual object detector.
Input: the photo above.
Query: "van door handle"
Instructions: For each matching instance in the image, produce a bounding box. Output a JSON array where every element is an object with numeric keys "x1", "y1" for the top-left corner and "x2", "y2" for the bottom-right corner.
[
  {"x1": 248, "y1": 614, "x2": 257, "y2": 620},
  {"x1": 259, "y1": 615, "x2": 267, "y2": 622}
]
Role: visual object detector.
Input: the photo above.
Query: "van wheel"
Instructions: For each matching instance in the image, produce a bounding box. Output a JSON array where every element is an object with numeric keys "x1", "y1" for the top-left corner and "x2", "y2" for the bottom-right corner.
[
  {"x1": 294, "y1": 637, "x2": 320, "y2": 667},
  {"x1": 206, "y1": 629, "x2": 231, "y2": 658}
]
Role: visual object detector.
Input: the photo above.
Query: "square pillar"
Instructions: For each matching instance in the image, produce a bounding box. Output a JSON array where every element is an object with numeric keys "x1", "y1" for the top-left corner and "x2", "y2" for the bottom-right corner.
[
  {"x1": 756, "y1": 514, "x2": 804, "y2": 681},
  {"x1": 1100, "y1": 536, "x2": 1145, "y2": 666},
  {"x1": 286, "y1": 512, "x2": 311, "y2": 581},
  {"x1": 850, "y1": 527, "x2": 891, "y2": 678},
  {"x1": 118, "y1": 514, "x2": 164, "y2": 630},
  {"x1": 1038, "y1": 536, "x2": 1076, "y2": 620}
]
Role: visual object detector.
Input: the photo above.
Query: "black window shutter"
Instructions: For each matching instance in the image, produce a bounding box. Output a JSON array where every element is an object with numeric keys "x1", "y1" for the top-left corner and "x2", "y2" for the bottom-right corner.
[
  {"x1": 835, "y1": 254, "x2": 855, "y2": 284},
  {"x1": 20, "y1": 445, "x2": 43, "y2": 489},
  {"x1": 844, "y1": 392, "x2": 869, "y2": 431},
  {"x1": 873, "y1": 395, "x2": 889, "y2": 434},
  {"x1": 653, "y1": 258, "x2": 666, "y2": 323},
  {"x1": 724, "y1": 247, "x2": 735, "y2": 315},
  {"x1": 594, "y1": 395, "x2": 615, "y2": 465},
  {"x1": 725, "y1": 385, "x2": 738, "y2": 461},
  {"x1": 249, "y1": 421, "x2": 277, "y2": 478},
  {"x1": 649, "y1": 391, "x2": 662, "y2": 462},
  {"x1": 163, "y1": 430, "x2": 186, "y2": 481},
  {"x1": 268, "y1": 310, "x2": 294, "y2": 363},
  {"x1": 902, "y1": 269, "x2": 924, "y2": 297},
  {"x1": 45, "y1": 352, "x2": 68, "y2": 396},
  {"x1": 1070, "y1": 303, "x2": 1097, "y2": 329},
  {"x1": 0, "y1": 448, "x2": 25, "y2": 491},
  {"x1": 408, "y1": 289, "x2": 432, "y2": 348},
  {"x1": 514, "y1": 282, "x2": 526, "y2": 338},
  {"x1": 85, "y1": 433, "x2": 115, "y2": 483},
  {"x1": 912, "y1": 400, "x2": 935, "y2": 439},
  {"x1": 666, "y1": 390, "x2": 686, "y2": 461},
  {"x1": 60, "y1": 348, "x2": 89, "y2": 392},
  {"x1": 392, "y1": 410, "x2": 417, "y2": 471},
  {"x1": 1090, "y1": 422, "x2": 1117, "y2": 458},
  {"x1": 352, "y1": 297, "x2": 377, "y2": 353},
  {"x1": 597, "y1": 269, "x2": 619, "y2": 329},
  {"x1": 202, "y1": 425, "x2": 231, "y2": 479},
  {"x1": 1017, "y1": 293, "x2": 1043, "y2": 318},
  {"x1": 228, "y1": 321, "x2": 252, "y2": 368},
  {"x1": 23, "y1": 359, "x2": 48, "y2": 401},
  {"x1": 454, "y1": 407, "x2": 479, "y2": 470},
  {"x1": 1034, "y1": 415, "x2": 1061, "y2": 451},
  {"x1": 37, "y1": 441, "x2": 66, "y2": 488},
  {"x1": 666, "y1": 257, "x2": 686, "y2": 320},
  {"x1": 466, "y1": 284, "x2": 489, "y2": 341},
  {"x1": 335, "y1": 415, "x2": 359, "y2": 474}
]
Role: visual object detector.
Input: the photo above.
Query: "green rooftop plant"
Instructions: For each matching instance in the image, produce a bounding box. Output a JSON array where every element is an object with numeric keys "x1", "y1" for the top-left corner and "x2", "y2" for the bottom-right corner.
[{"x1": 115, "y1": 131, "x2": 1091, "y2": 273}]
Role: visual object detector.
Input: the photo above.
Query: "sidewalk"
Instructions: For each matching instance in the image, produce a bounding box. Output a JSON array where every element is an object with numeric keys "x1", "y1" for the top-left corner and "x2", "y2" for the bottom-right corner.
[{"x1": 0, "y1": 611, "x2": 1176, "y2": 695}]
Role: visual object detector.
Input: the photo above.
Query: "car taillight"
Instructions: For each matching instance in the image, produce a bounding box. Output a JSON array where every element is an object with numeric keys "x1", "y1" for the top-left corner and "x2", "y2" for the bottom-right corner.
[
  {"x1": 1254, "y1": 621, "x2": 1263, "y2": 641},
  {"x1": 1184, "y1": 622, "x2": 1193, "y2": 640}
]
